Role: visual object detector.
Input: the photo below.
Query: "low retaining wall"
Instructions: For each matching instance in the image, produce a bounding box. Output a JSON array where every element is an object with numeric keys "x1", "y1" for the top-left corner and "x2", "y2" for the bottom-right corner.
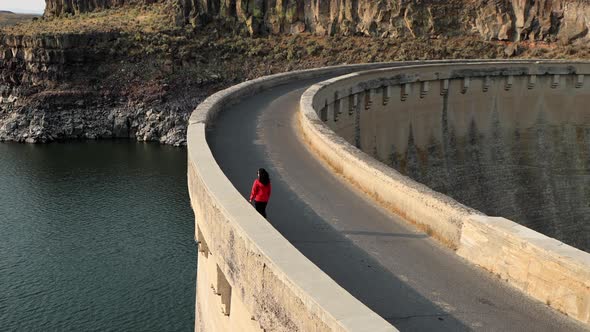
[
  {"x1": 299, "y1": 61, "x2": 590, "y2": 324},
  {"x1": 187, "y1": 63, "x2": 406, "y2": 332}
]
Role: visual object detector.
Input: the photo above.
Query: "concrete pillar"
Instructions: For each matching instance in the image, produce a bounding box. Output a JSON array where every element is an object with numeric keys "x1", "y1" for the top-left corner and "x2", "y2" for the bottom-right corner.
[
  {"x1": 365, "y1": 89, "x2": 373, "y2": 110},
  {"x1": 483, "y1": 76, "x2": 491, "y2": 92},
  {"x1": 551, "y1": 74, "x2": 560, "y2": 88},
  {"x1": 576, "y1": 74, "x2": 585, "y2": 88},
  {"x1": 420, "y1": 81, "x2": 429, "y2": 98},
  {"x1": 528, "y1": 75, "x2": 536, "y2": 89},
  {"x1": 327, "y1": 103, "x2": 335, "y2": 124},
  {"x1": 333, "y1": 91, "x2": 341, "y2": 122},
  {"x1": 354, "y1": 93, "x2": 361, "y2": 148},
  {"x1": 440, "y1": 79, "x2": 449, "y2": 96},
  {"x1": 214, "y1": 265, "x2": 232, "y2": 316},
  {"x1": 340, "y1": 94, "x2": 350, "y2": 122},
  {"x1": 320, "y1": 100, "x2": 328, "y2": 122},
  {"x1": 401, "y1": 83, "x2": 410, "y2": 101},
  {"x1": 197, "y1": 226, "x2": 209, "y2": 257},
  {"x1": 349, "y1": 94, "x2": 358, "y2": 116},
  {"x1": 382, "y1": 86, "x2": 390, "y2": 105},
  {"x1": 505, "y1": 75, "x2": 513, "y2": 91},
  {"x1": 461, "y1": 77, "x2": 470, "y2": 94}
]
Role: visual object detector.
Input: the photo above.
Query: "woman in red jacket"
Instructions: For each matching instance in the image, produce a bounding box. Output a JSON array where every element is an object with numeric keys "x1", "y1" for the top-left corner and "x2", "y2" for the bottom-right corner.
[{"x1": 249, "y1": 168, "x2": 271, "y2": 218}]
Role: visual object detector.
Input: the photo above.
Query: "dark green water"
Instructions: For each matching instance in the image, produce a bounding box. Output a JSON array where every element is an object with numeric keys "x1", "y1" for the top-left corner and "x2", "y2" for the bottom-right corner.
[{"x1": 0, "y1": 141, "x2": 196, "y2": 331}]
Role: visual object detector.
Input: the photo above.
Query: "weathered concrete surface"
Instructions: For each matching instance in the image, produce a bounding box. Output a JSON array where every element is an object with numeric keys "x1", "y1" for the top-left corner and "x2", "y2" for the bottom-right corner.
[
  {"x1": 205, "y1": 61, "x2": 588, "y2": 331},
  {"x1": 188, "y1": 63, "x2": 402, "y2": 332},
  {"x1": 459, "y1": 215, "x2": 590, "y2": 324},
  {"x1": 300, "y1": 62, "x2": 590, "y2": 325},
  {"x1": 188, "y1": 126, "x2": 395, "y2": 332},
  {"x1": 316, "y1": 65, "x2": 590, "y2": 252}
]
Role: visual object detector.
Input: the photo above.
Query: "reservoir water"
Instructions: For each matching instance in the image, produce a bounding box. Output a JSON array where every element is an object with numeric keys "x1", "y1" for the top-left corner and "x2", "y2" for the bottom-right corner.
[{"x1": 0, "y1": 141, "x2": 196, "y2": 331}]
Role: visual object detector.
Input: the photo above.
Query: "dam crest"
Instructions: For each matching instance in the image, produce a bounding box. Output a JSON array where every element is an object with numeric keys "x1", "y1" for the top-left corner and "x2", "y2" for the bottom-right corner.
[
  {"x1": 314, "y1": 63, "x2": 590, "y2": 252},
  {"x1": 188, "y1": 61, "x2": 590, "y2": 331}
]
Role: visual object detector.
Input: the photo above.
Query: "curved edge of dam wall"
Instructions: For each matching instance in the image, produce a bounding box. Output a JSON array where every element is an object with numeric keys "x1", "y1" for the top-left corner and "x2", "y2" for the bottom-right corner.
[
  {"x1": 299, "y1": 61, "x2": 590, "y2": 325},
  {"x1": 187, "y1": 63, "x2": 405, "y2": 332}
]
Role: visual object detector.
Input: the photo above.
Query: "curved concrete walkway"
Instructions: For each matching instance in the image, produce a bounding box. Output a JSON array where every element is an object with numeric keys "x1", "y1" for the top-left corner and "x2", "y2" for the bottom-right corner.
[{"x1": 207, "y1": 75, "x2": 588, "y2": 331}]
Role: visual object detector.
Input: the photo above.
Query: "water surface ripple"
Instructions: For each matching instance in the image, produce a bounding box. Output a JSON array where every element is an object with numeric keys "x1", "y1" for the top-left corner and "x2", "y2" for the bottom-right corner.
[{"x1": 0, "y1": 141, "x2": 196, "y2": 331}]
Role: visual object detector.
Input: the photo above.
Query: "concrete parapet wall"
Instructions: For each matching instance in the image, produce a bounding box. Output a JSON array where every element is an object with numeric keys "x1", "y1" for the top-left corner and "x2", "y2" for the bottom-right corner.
[
  {"x1": 459, "y1": 215, "x2": 590, "y2": 323},
  {"x1": 299, "y1": 61, "x2": 590, "y2": 324},
  {"x1": 187, "y1": 63, "x2": 407, "y2": 332}
]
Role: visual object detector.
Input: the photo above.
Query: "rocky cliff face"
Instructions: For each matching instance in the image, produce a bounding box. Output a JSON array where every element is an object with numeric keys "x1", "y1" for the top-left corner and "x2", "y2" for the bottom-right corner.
[
  {"x1": 43, "y1": 0, "x2": 590, "y2": 42},
  {"x1": 0, "y1": 33, "x2": 117, "y2": 100},
  {"x1": 45, "y1": 0, "x2": 148, "y2": 17},
  {"x1": 0, "y1": 101, "x2": 191, "y2": 145},
  {"x1": 179, "y1": 0, "x2": 470, "y2": 38},
  {"x1": 475, "y1": 0, "x2": 590, "y2": 42},
  {"x1": 0, "y1": 28, "x2": 196, "y2": 146},
  {"x1": 179, "y1": 0, "x2": 590, "y2": 42}
]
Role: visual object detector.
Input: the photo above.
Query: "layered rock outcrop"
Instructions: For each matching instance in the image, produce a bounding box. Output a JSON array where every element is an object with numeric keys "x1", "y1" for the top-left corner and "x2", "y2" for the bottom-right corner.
[
  {"x1": 179, "y1": 0, "x2": 470, "y2": 38},
  {"x1": 45, "y1": 0, "x2": 153, "y2": 17},
  {"x1": 0, "y1": 33, "x2": 117, "y2": 99},
  {"x1": 0, "y1": 101, "x2": 191, "y2": 145},
  {"x1": 43, "y1": 0, "x2": 590, "y2": 42},
  {"x1": 475, "y1": 0, "x2": 590, "y2": 42},
  {"x1": 0, "y1": 31, "x2": 196, "y2": 146},
  {"x1": 179, "y1": 0, "x2": 590, "y2": 42}
]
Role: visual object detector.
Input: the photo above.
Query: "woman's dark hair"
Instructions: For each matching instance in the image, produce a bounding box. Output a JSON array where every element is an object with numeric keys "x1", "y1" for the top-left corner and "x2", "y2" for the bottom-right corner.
[{"x1": 258, "y1": 168, "x2": 270, "y2": 185}]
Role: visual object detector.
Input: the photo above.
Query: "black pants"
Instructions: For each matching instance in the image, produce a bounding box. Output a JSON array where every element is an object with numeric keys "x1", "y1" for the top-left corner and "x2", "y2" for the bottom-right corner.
[{"x1": 254, "y1": 201, "x2": 268, "y2": 218}]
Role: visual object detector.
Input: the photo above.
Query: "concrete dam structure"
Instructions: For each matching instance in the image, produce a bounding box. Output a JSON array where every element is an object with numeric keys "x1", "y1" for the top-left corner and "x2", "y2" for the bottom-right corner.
[
  {"x1": 188, "y1": 61, "x2": 590, "y2": 331},
  {"x1": 316, "y1": 63, "x2": 590, "y2": 252}
]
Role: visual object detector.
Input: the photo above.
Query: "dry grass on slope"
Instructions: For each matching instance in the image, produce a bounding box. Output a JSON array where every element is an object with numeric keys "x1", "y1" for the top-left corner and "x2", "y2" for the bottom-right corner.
[
  {"x1": 1, "y1": 3, "x2": 175, "y2": 35},
  {"x1": 0, "y1": 12, "x2": 40, "y2": 28}
]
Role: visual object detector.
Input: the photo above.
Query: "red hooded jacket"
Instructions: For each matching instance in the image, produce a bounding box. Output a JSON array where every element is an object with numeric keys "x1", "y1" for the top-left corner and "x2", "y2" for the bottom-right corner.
[{"x1": 250, "y1": 179, "x2": 271, "y2": 202}]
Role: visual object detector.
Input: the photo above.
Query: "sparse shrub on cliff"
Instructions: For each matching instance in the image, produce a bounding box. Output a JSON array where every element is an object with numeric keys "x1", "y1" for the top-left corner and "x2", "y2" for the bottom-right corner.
[
  {"x1": 286, "y1": 48, "x2": 296, "y2": 61},
  {"x1": 529, "y1": 47, "x2": 549, "y2": 58},
  {"x1": 305, "y1": 40, "x2": 323, "y2": 56},
  {"x1": 246, "y1": 45, "x2": 262, "y2": 57}
]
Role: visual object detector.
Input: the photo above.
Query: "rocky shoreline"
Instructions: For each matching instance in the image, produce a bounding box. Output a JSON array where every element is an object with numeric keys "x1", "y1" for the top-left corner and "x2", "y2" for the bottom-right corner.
[{"x1": 0, "y1": 100, "x2": 196, "y2": 146}]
